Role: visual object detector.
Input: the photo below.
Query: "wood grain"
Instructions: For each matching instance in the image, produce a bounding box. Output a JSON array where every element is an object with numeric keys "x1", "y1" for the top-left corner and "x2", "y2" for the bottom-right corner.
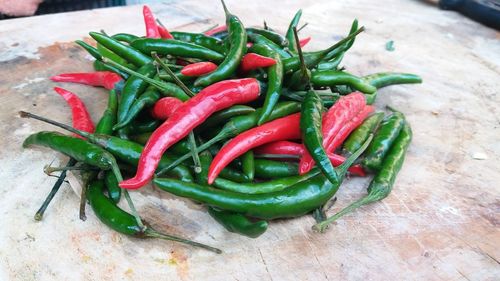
[{"x1": 0, "y1": 1, "x2": 499, "y2": 280}]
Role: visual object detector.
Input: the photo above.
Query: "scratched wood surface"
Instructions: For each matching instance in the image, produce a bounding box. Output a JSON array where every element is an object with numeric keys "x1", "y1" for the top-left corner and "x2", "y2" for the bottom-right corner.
[{"x1": 0, "y1": 1, "x2": 499, "y2": 280}]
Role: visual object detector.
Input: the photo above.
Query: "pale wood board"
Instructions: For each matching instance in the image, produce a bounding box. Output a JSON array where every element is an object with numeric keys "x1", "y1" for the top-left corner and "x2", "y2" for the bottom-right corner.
[{"x1": 0, "y1": 1, "x2": 499, "y2": 280}]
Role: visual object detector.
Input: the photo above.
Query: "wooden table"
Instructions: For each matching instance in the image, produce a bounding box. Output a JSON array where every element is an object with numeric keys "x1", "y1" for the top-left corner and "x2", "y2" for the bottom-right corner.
[{"x1": 1, "y1": 1, "x2": 499, "y2": 280}]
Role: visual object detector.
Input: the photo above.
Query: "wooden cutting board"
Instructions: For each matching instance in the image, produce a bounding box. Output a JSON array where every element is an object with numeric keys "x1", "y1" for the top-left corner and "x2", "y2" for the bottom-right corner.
[{"x1": 0, "y1": 1, "x2": 499, "y2": 280}]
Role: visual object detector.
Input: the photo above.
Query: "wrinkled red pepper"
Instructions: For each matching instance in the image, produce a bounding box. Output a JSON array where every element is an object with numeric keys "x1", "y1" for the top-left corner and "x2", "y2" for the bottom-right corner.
[
  {"x1": 143, "y1": 5, "x2": 161, "y2": 38},
  {"x1": 53, "y1": 87, "x2": 95, "y2": 138},
  {"x1": 239, "y1": 53, "x2": 276, "y2": 73},
  {"x1": 181, "y1": 62, "x2": 218, "y2": 77},
  {"x1": 254, "y1": 141, "x2": 366, "y2": 176},
  {"x1": 208, "y1": 113, "x2": 301, "y2": 184},
  {"x1": 299, "y1": 92, "x2": 365, "y2": 174},
  {"x1": 120, "y1": 78, "x2": 261, "y2": 189},
  {"x1": 50, "y1": 71, "x2": 122, "y2": 90},
  {"x1": 151, "y1": 97, "x2": 183, "y2": 120}
]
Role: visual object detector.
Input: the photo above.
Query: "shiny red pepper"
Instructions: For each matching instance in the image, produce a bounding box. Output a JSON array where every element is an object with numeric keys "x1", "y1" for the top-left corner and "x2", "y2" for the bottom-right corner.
[
  {"x1": 53, "y1": 87, "x2": 95, "y2": 138},
  {"x1": 120, "y1": 78, "x2": 261, "y2": 189},
  {"x1": 299, "y1": 92, "x2": 365, "y2": 174},
  {"x1": 239, "y1": 53, "x2": 276, "y2": 73},
  {"x1": 158, "y1": 24, "x2": 174, "y2": 39},
  {"x1": 204, "y1": 25, "x2": 227, "y2": 36},
  {"x1": 151, "y1": 97, "x2": 183, "y2": 120},
  {"x1": 50, "y1": 71, "x2": 122, "y2": 90},
  {"x1": 254, "y1": 141, "x2": 366, "y2": 176},
  {"x1": 181, "y1": 62, "x2": 218, "y2": 77},
  {"x1": 299, "y1": 37, "x2": 311, "y2": 47},
  {"x1": 143, "y1": 5, "x2": 160, "y2": 38},
  {"x1": 208, "y1": 113, "x2": 301, "y2": 184}
]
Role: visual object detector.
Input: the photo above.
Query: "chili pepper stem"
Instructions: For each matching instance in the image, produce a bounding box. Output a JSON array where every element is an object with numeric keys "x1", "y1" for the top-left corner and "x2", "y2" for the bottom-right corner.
[
  {"x1": 202, "y1": 24, "x2": 219, "y2": 33},
  {"x1": 101, "y1": 58, "x2": 172, "y2": 93},
  {"x1": 79, "y1": 185, "x2": 87, "y2": 221},
  {"x1": 144, "y1": 228, "x2": 222, "y2": 254},
  {"x1": 43, "y1": 165, "x2": 97, "y2": 175},
  {"x1": 188, "y1": 132, "x2": 202, "y2": 174},
  {"x1": 19, "y1": 111, "x2": 94, "y2": 140},
  {"x1": 151, "y1": 52, "x2": 194, "y2": 97},
  {"x1": 221, "y1": 0, "x2": 230, "y2": 16},
  {"x1": 297, "y1": 22, "x2": 308, "y2": 32},
  {"x1": 34, "y1": 158, "x2": 77, "y2": 221}
]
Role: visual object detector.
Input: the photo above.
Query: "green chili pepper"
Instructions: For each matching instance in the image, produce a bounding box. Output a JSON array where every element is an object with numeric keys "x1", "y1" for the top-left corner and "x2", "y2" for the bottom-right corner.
[
  {"x1": 241, "y1": 150, "x2": 255, "y2": 181},
  {"x1": 154, "y1": 135, "x2": 371, "y2": 219},
  {"x1": 285, "y1": 9, "x2": 302, "y2": 53},
  {"x1": 155, "y1": 101, "x2": 301, "y2": 176},
  {"x1": 254, "y1": 159, "x2": 298, "y2": 179},
  {"x1": 317, "y1": 53, "x2": 344, "y2": 71},
  {"x1": 247, "y1": 28, "x2": 288, "y2": 47},
  {"x1": 314, "y1": 123, "x2": 411, "y2": 232},
  {"x1": 114, "y1": 86, "x2": 160, "y2": 130},
  {"x1": 208, "y1": 207, "x2": 268, "y2": 238},
  {"x1": 343, "y1": 112, "x2": 384, "y2": 156},
  {"x1": 249, "y1": 44, "x2": 284, "y2": 125},
  {"x1": 89, "y1": 32, "x2": 152, "y2": 67},
  {"x1": 122, "y1": 118, "x2": 160, "y2": 135},
  {"x1": 362, "y1": 72, "x2": 422, "y2": 89},
  {"x1": 301, "y1": 89, "x2": 339, "y2": 184},
  {"x1": 104, "y1": 170, "x2": 121, "y2": 204},
  {"x1": 322, "y1": 19, "x2": 359, "y2": 62},
  {"x1": 93, "y1": 60, "x2": 129, "y2": 79},
  {"x1": 201, "y1": 105, "x2": 256, "y2": 129},
  {"x1": 129, "y1": 132, "x2": 151, "y2": 145},
  {"x1": 362, "y1": 112, "x2": 405, "y2": 171},
  {"x1": 96, "y1": 43, "x2": 135, "y2": 69},
  {"x1": 87, "y1": 179, "x2": 222, "y2": 253},
  {"x1": 130, "y1": 38, "x2": 225, "y2": 62},
  {"x1": 157, "y1": 71, "x2": 194, "y2": 83},
  {"x1": 248, "y1": 33, "x2": 291, "y2": 59},
  {"x1": 171, "y1": 31, "x2": 226, "y2": 54},
  {"x1": 194, "y1": 1, "x2": 247, "y2": 87},
  {"x1": 219, "y1": 167, "x2": 251, "y2": 183},
  {"x1": 311, "y1": 70, "x2": 377, "y2": 94},
  {"x1": 111, "y1": 33, "x2": 140, "y2": 44},
  {"x1": 95, "y1": 90, "x2": 118, "y2": 135},
  {"x1": 116, "y1": 63, "x2": 157, "y2": 128}
]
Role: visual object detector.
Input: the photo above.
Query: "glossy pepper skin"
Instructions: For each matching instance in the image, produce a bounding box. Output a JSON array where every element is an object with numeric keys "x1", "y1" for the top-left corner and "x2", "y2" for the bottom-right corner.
[
  {"x1": 51, "y1": 72, "x2": 122, "y2": 90},
  {"x1": 130, "y1": 38, "x2": 225, "y2": 63},
  {"x1": 311, "y1": 70, "x2": 376, "y2": 94},
  {"x1": 120, "y1": 78, "x2": 261, "y2": 189},
  {"x1": 95, "y1": 90, "x2": 118, "y2": 135},
  {"x1": 285, "y1": 10, "x2": 302, "y2": 53},
  {"x1": 151, "y1": 97, "x2": 183, "y2": 120},
  {"x1": 207, "y1": 113, "x2": 301, "y2": 184},
  {"x1": 246, "y1": 28, "x2": 288, "y2": 47},
  {"x1": 362, "y1": 112, "x2": 405, "y2": 171},
  {"x1": 208, "y1": 207, "x2": 268, "y2": 238},
  {"x1": 111, "y1": 33, "x2": 139, "y2": 44},
  {"x1": 299, "y1": 92, "x2": 365, "y2": 174},
  {"x1": 248, "y1": 33, "x2": 291, "y2": 59},
  {"x1": 301, "y1": 89, "x2": 339, "y2": 184},
  {"x1": 194, "y1": 2, "x2": 247, "y2": 87},
  {"x1": 201, "y1": 105, "x2": 255, "y2": 129},
  {"x1": 104, "y1": 171, "x2": 121, "y2": 204},
  {"x1": 363, "y1": 72, "x2": 422, "y2": 89},
  {"x1": 249, "y1": 44, "x2": 284, "y2": 125},
  {"x1": 314, "y1": 123, "x2": 411, "y2": 232},
  {"x1": 54, "y1": 87, "x2": 95, "y2": 138},
  {"x1": 241, "y1": 150, "x2": 255, "y2": 181},
  {"x1": 239, "y1": 53, "x2": 276, "y2": 73},
  {"x1": 143, "y1": 5, "x2": 161, "y2": 38},
  {"x1": 253, "y1": 159, "x2": 299, "y2": 179},
  {"x1": 89, "y1": 32, "x2": 152, "y2": 67},
  {"x1": 115, "y1": 86, "x2": 161, "y2": 130},
  {"x1": 343, "y1": 112, "x2": 384, "y2": 156},
  {"x1": 181, "y1": 62, "x2": 218, "y2": 77},
  {"x1": 171, "y1": 31, "x2": 225, "y2": 54}
]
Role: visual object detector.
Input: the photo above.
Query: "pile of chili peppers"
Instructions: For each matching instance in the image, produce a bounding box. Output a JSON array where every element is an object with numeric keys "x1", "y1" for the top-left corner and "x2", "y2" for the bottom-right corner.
[{"x1": 21, "y1": 2, "x2": 421, "y2": 253}]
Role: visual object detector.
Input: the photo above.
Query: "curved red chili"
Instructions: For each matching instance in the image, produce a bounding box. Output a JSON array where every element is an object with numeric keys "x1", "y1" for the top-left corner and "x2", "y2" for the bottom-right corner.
[
  {"x1": 254, "y1": 141, "x2": 366, "y2": 176},
  {"x1": 143, "y1": 5, "x2": 160, "y2": 38},
  {"x1": 53, "y1": 87, "x2": 95, "y2": 137},
  {"x1": 51, "y1": 71, "x2": 122, "y2": 90},
  {"x1": 120, "y1": 78, "x2": 261, "y2": 189},
  {"x1": 204, "y1": 25, "x2": 227, "y2": 36},
  {"x1": 239, "y1": 53, "x2": 276, "y2": 73},
  {"x1": 299, "y1": 92, "x2": 365, "y2": 174},
  {"x1": 151, "y1": 97, "x2": 183, "y2": 120},
  {"x1": 181, "y1": 62, "x2": 218, "y2": 77},
  {"x1": 208, "y1": 113, "x2": 301, "y2": 184},
  {"x1": 299, "y1": 37, "x2": 311, "y2": 48}
]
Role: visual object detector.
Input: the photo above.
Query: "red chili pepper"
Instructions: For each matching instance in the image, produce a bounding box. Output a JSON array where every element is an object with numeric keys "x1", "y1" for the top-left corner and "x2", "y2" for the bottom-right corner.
[
  {"x1": 246, "y1": 42, "x2": 253, "y2": 48},
  {"x1": 143, "y1": 5, "x2": 160, "y2": 38},
  {"x1": 208, "y1": 113, "x2": 302, "y2": 184},
  {"x1": 120, "y1": 78, "x2": 261, "y2": 189},
  {"x1": 180, "y1": 62, "x2": 218, "y2": 77},
  {"x1": 204, "y1": 25, "x2": 227, "y2": 36},
  {"x1": 50, "y1": 71, "x2": 122, "y2": 90},
  {"x1": 299, "y1": 37, "x2": 311, "y2": 48},
  {"x1": 299, "y1": 92, "x2": 365, "y2": 174},
  {"x1": 239, "y1": 53, "x2": 276, "y2": 73},
  {"x1": 254, "y1": 141, "x2": 366, "y2": 176},
  {"x1": 53, "y1": 87, "x2": 95, "y2": 138},
  {"x1": 158, "y1": 25, "x2": 174, "y2": 39},
  {"x1": 151, "y1": 97, "x2": 183, "y2": 120},
  {"x1": 325, "y1": 105, "x2": 374, "y2": 153}
]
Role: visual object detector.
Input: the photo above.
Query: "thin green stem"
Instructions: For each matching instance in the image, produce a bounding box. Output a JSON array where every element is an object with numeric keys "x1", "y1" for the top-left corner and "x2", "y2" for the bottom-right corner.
[
  {"x1": 297, "y1": 22, "x2": 308, "y2": 33},
  {"x1": 43, "y1": 165, "x2": 96, "y2": 175},
  {"x1": 201, "y1": 24, "x2": 219, "y2": 33},
  {"x1": 151, "y1": 52, "x2": 195, "y2": 97},
  {"x1": 145, "y1": 228, "x2": 222, "y2": 254},
  {"x1": 19, "y1": 111, "x2": 92, "y2": 140},
  {"x1": 188, "y1": 132, "x2": 202, "y2": 173}
]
